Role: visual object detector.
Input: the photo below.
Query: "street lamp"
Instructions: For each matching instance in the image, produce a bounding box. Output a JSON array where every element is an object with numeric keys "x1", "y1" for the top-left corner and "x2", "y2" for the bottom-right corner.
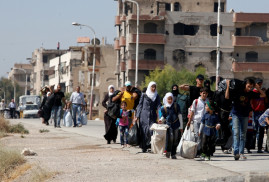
[
  {"x1": 72, "y1": 22, "x2": 96, "y2": 120},
  {"x1": 14, "y1": 68, "x2": 27, "y2": 95},
  {"x1": 216, "y1": 0, "x2": 221, "y2": 90},
  {"x1": 125, "y1": 0, "x2": 139, "y2": 87}
]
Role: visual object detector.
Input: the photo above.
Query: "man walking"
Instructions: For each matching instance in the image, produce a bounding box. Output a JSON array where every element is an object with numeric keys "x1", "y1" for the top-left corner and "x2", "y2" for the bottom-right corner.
[
  {"x1": 8, "y1": 99, "x2": 16, "y2": 119},
  {"x1": 70, "y1": 86, "x2": 85, "y2": 127},
  {"x1": 52, "y1": 84, "x2": 65, "y2": 128},
  {"x1": 0, "y1": 99, "x2": 6, "y2": 116}
]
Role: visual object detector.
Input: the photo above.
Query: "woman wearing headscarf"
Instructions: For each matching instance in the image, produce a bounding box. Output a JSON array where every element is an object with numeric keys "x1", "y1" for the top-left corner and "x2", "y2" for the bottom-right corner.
[
  {"x1": 102, "y1": 85, "x2": 118, "y2": 144},
  {"x1": 135, "y1": 81, "x2": 161, "y2": 152},
  {"x1": 171, "y1": 84, "x2": 179, "y2": 103}
]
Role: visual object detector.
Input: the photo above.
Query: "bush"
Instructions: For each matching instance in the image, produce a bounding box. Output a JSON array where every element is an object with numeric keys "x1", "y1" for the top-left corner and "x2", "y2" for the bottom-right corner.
[
  {"x1": 0, "y1": 147, "x2": 25, "y2": 181},
  {"x1": 9, "y1": 124, "x2": 29, "y2": 134},
  {"x1": 0, "y1": 117, "x2": 10, "y2": 133}
]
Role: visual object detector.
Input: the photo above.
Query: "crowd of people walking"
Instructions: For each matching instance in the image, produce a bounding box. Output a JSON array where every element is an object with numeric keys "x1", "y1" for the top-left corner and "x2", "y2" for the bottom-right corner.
[{"x1": 102, "y1": 76, "x2": 269, "y2": 161}]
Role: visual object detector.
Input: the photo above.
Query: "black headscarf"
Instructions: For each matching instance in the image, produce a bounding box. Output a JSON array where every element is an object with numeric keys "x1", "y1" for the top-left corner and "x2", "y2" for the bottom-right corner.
[{"x1": 171, "y1": 84, "x2": 179, "y2": 97}]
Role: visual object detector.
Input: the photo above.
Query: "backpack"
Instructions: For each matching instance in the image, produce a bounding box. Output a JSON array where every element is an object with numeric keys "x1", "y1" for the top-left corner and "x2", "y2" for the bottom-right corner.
[
  {"x1": 163, "y1": 104, "x2": 178, "y2": 115},
  {"x1": 107, "y1": 90, "x2": 121, "y2": 119},
  {"x1": 187, "y1": 99, "x2": 198, "y2": 119}
]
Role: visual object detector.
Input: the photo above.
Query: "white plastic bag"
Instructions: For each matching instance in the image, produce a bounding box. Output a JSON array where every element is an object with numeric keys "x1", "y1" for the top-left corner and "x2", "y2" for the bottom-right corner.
[
  {"x1": 177, "y1": 125, "x2": 196, "y2": 157},
  {"x1": 63, "y1": 111, "x2": 72, "y2": 127},
  {"x1": 81, "y1": 112, "x2": 88, "y2": 125},
  {"x1": 150, "y1": 123, "x2": 169, "y2": 154}
]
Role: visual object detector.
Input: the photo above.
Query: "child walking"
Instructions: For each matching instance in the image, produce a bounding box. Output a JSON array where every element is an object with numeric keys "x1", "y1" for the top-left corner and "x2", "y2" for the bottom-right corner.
[
  {"x1": 159, "y1": 92, "x2": 183, "y2": 159},
  {"x1": 199, "y1": 100, "x2": 221, "y2": 161},
  {"x1": 187, "y1": 87, "x2": 209, "y2": 155},
  {"x1": 117, "y1": 101, "x2": 132, "y2": 148},
  {"x1": 63, "y1": 101, "x2": 72, "y2": 127}
]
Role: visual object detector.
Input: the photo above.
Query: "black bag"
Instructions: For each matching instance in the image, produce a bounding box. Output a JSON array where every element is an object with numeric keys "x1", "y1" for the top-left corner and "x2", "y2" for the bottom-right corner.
[
  {"x1": 127, "y1": 123, "x2": 140, "y2": 146},
  {"x1": 107, "y1": 90, "x2": 121, "y2": 119},
  {"x1": 37, "y1": 109, "x2": 44, "y2": 117}
]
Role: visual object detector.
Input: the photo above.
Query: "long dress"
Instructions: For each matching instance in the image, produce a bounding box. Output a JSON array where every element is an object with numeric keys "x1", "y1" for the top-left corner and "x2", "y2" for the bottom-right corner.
[
  {"x1": 136, "y1": 94, "x2": 161, "y2": 152},
  {"x1": 42, "y1": 94, "x2": 55, "y2": 124},
  {"x1": 102, "y1": 94, "x2": 118, "y2": 143}
]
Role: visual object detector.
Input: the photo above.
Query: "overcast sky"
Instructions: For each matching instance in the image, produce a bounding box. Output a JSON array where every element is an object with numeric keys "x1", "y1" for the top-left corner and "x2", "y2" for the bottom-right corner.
[{"x1": 0, "y1": 0, "x2": 269, "y2": 77}]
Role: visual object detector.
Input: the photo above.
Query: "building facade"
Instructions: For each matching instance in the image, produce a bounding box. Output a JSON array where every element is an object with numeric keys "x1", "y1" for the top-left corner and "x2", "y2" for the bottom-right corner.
[{"x1": 114, "y1": 0, "x2": 234, "y2": 86}]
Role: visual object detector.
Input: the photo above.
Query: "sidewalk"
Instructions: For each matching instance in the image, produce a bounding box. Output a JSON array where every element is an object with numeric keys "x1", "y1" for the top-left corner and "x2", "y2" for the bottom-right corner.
[{"x1": 5, "y1": 118, "x2": 269, "y2": 182}]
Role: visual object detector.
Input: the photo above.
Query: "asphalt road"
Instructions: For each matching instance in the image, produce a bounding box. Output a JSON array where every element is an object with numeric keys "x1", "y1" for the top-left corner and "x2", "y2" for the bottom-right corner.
[{"x1": 9, "y1": 118, "x2": 269, "y2": 181}]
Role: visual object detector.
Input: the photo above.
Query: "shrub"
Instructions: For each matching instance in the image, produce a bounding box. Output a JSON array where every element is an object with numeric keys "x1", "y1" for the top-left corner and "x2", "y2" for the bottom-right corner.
[{"x1": 9, "y1": 124, "x2": 29, "y2": 134}]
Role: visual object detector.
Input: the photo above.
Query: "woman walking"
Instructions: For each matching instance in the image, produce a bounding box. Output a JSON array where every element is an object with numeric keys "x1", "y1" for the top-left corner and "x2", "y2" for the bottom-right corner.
[
  {"x1": 135, "y1": 81, "x2": 161, "y2": 152},
  {"x1": 102, "y1": 85, "x2": 118, "y2": 144}
]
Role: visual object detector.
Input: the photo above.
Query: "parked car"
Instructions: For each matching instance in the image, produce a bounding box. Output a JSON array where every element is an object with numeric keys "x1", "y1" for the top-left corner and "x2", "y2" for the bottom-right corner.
[{"x1": 23, "y1": 104, "x2": 39, "y2": 118}]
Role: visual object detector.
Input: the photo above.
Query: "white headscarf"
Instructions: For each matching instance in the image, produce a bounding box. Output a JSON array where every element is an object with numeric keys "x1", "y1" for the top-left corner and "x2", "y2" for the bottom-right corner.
[
  {"x1": 46, "y1": 92, "x2": 51, "y2": 97},
  {"x1": 108, "y1": 85, "x2": 115, "y2": 96},
  {"x1": 163, "y1": 92, "x2": 173, "y2": 107},
  {"x1": 146, "y1": 81, "x2": 157, "y2": 101}
]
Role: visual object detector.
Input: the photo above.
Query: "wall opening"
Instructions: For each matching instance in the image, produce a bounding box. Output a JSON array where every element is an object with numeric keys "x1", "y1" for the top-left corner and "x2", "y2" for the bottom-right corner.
[
  {"x1": 210, "y1": 50, "x2": 223, "y2": 62},
  {"x1": 144, "y1": 49, "x2": 156, "y2": 60},
  {"x1": 235, "y1": 28, "x2": 241, "y2": 36},
  {"x1": 174, "y1": 2, "x2": 182, "y2": 11},
  {"x1": 165, "y1": 3, "x2": 171, "y2": 11},
  {"x1": 174, "y1": 23, "x2": 199, "y2": 36},
  {"x1": 214, "y1": 2, "x2": 224, "y2": 12},
  {"x1": 173, "y1": 49, "x2": 185, "y2": 63},
  {"x1": 144, "y1": 23, "x2": 157, "y2": 33},
  {"x1": 210, "y1": 24, "x2": 222, "y2": 36},
  {"x1": 246, "y1": 51, "x2": 258, "y2": 62}
]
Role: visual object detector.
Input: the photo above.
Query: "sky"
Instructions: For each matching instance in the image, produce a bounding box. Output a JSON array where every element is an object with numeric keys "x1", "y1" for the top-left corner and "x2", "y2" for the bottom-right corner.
[{"x1": 0, "y1": 0, "x2": 269, "y2": 78}]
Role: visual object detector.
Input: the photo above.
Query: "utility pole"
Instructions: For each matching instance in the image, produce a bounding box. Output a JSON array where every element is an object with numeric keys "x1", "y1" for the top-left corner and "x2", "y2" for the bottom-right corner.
[{"x1": 216, "y1": 0, "x2": 221, "y2": 90}]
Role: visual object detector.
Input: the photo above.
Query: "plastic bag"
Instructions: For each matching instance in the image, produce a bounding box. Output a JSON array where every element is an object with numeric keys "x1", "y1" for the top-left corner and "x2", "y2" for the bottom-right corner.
[
  {"x1": 181, "y1": 140, "x2": 198, "y2": 159},
  {"x1": 127, "y1": 123, "x2": 140, "y2": 146},
  {"x1": 81, "y1": 112, "x2": 88, "y2": 125},
  {"x1": 150, "y1": 123, "x2": 169, "y2": 154},
  {"x1": 177, "y1": 125, "x2": 196, "y2": 157},
  {"x1": 63, "y1": 111, "x2": 72, "y2": 127}
]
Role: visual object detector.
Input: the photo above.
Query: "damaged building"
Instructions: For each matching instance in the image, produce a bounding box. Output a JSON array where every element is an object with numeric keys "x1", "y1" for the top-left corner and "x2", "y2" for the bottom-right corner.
[{"x1": 114, "y1": 0, "x2": 234, "y2": 86}]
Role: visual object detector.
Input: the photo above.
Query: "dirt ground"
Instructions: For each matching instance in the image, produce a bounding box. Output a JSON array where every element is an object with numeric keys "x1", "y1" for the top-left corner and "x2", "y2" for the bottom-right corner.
[{"x1": 0, "y1": 122, "x2": 241, "y2": 182}]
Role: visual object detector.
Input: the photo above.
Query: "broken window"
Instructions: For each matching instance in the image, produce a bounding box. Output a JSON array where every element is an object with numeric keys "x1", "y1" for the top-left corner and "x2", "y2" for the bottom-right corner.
[
  {"x1": 214, "y1": 2, "x2": 224, "y2": 12},
  {"x1": 174, "y1": 2, "x2": 182, "y2": 11},
  {"x1": 210, "y1": 24, "x2": 222, "y2": 36},
  {"x1": 174, "y1": 23, "x2": 199, "y2": 36},
  {"x1": 144, "y1": 23, "x2": 157, "y2": 33},
  {"x1": 173, "y1": 49, "x2": 185, "y2": 63},
  {"x1": 246, "y1": 51, "x2": 258, "y2": 62},
  {"x1": 210, "y1": 50, "x2": 223, "y2": 62},
  {"x1": 144, "y1": 49, "x2": 156, "y2": 60},
  {"x1": 165, "y1": 3, "x2": 171, "y2": 11}
]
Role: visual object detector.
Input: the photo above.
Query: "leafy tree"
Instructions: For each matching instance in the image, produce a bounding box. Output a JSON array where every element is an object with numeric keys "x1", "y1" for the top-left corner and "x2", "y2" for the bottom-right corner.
[
  {"x1": 0, "y1": 77, "x2": 23, "y2": 104},
  {"x1": 141, "y1": 65, "x2": 207, "y2": 99}
]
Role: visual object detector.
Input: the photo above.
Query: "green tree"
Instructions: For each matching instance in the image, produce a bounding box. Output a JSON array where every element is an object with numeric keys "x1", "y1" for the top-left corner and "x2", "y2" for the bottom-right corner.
[
  {"x1": 141, "y1": 65, "x2": 207, "y2": 99},
  {"x1": 0, "y1": 77, "x2": 23, "y2": 104}
]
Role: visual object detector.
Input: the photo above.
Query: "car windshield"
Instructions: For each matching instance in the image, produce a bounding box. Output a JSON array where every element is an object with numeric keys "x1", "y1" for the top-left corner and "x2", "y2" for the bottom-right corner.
[{"x1": 25, "y1": 105, "x2": 38, "y2": 110}]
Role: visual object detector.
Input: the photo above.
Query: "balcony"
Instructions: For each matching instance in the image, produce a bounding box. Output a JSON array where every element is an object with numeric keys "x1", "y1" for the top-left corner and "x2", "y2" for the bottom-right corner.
[
  {"x1": 119, "y1": 36, "x2": 126, "y2": 47},
  {"x1": 114, "y1": 40, "x2": 120, "y2": 50},
  {"x1": 120, "y1": 62, "x2": 126, "y2": 72},
  {"x1": 120, "y1": 15, "x2": 126, "y2": 22},
  {"x1": 115, "y1": 16, "x2": 121, "y2": 26},
  {"x1": 128, "y1": 14, "x2": 165, "y2": 21},
  {"x1": 232, "y1": 62, "x2": 269, "y2": 73},
  {"x1": 233, "y1": 36, "x2": 269, "y2": 47},
  {"x1": 234, "y1": 13, "x2": 269, "y2": 23},
  {"x1": 127, "y1": 59, "x2": 165, "y2": 70},
  {"x1": 129, "y1": 33, "x2": 166, "y2": 44}
]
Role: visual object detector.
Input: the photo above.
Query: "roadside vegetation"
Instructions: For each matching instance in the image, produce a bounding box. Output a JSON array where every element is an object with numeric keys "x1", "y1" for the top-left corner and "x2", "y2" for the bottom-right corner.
[
  {"x1": 0, "y1": 117, "x2": 29, "y2": 138},
  {"x1": 39, "y1": 129, "x2": 49, "y2": 133},
  {"x1": 29, "y1": 166, "x2": 58, "y2": 182}
]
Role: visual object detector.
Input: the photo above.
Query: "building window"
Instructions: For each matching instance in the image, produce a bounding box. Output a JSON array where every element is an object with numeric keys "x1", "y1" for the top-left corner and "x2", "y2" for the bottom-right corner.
[
  {"x1": 144, "y1": 23, "x2": 157, "y2": 33},
  {"x1": 246, "y1": 51, "x2": 258, "y2": 62},
  {"x1": 214, "y1": 2, "x2": 224, "y2": 12},
  {"x1": 174, "y1": 23, "x2": 199, "y2": 36},
  {"x1": 173, "y1": 49, "x2": 185, "y2": 63},
  {"x1": 235, "y1": 28, "x2": 241, "y2": 36},
  {"x1": 210, "y1": 50, "x2": 223, "y2": 62},
  {"x1": 210, "y1": 24, "x2": 222, "y2": 36},
  {"x1": 43, "y1": 56, "x2": 48, "y2": 63},
  {"x1": 165, "y1": 3, "x2": 171, "y2": 11},
  {"x1": 90, "y1": 73, "x2": 97, "y2": 87},
  {"x1": 174, "y1": 2, "x2": 182, "y2": 11},
  {"x1": 44, "y1": 75, "x2": 49, "y2": 81},
  {"x1": 144, "y1": 49, "x2": 156, "y2": 60}
]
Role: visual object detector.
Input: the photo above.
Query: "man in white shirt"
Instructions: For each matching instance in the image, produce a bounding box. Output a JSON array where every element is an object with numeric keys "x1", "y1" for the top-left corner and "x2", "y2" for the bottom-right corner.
[
  {"x1": 8, "y1": 99, "x2": 16, "y2": 119},
  {"x1": 70, "y1": 86, "x2": 86, "y2": 127},
  {"x1": 0, "y1": 99, "x2": 6, "y2": 116}
]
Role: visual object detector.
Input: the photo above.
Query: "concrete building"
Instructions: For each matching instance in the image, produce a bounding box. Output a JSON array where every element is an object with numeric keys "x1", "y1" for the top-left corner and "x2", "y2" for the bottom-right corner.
[
  {"x1": 29, "y1": 48, "x2": 68, "y2": 95},
  {"x1": 232, "y1": 13, "x2": 269, "y2": 86},
  {"x1": 8, "y1": 63, "x2": 33, "y2": 95},
  {"x1": 48, "y1": 44, "x2": 117, "y2": 119},
  {"x1": 114, "y1": 0, "x2": 234, "y2": 86}
]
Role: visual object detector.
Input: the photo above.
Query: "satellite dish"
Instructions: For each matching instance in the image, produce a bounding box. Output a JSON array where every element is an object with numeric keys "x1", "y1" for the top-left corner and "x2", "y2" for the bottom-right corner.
[{"x1": 91, "y1": 38, "x2": 100, "y2": 45}]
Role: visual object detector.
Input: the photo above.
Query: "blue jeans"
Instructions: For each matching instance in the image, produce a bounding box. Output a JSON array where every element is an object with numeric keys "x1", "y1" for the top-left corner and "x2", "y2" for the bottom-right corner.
[
  {"x1": 254, "y1": 111, "x2": 265, "y2": 151},
  {"x1": 232, "y1": 114, "x2": 248, "y2": 155},
  {"x1": 52, "y1": 106, "x2": 62, "y2": 127},
  {"x1": 119, "y1": 125, "x2": 129, "y2": 145},
  {"x1": 72, "y1": 104, "x2": 82, "y2": 126}
]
